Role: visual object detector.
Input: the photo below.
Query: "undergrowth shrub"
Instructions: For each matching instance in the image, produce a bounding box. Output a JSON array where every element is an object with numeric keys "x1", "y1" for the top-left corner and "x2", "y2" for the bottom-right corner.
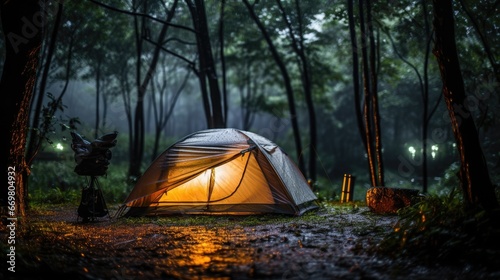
[
  {"x1": 375, "y1": 187, "x2": 500, "y2": 267},
  {"x1": 28, "y1": 160, "x2": 131, "y2": 205}
]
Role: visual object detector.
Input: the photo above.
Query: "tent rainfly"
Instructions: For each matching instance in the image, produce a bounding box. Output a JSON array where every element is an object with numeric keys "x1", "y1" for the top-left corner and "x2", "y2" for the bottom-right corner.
[{"x1": 117, "y1": 128, "x2": 318, "y2": 217}]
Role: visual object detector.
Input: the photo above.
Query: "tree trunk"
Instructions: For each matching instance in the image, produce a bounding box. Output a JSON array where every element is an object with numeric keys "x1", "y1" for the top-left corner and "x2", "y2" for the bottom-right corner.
[
  {"x1": 276, "y1": 0, "x2": 317, "y2": 182},
  {"x1": 95, "y1": 58, "x2": 101, "y2": 138},
  {"x1": 421, "y1": 0, "x2": 432, "y2": 193},
  {"x1": 359, "y1": 0, "x2": 377, "y2": 187},
  {"x1": 119, "y1": 66, "x2": 134, "y2": 180},
  {"x1": 1, "y1": 0, "x2": 43, "y2": 219},
  {"x1": 432, "y1": 0, "x2": 499, "y2": 211},
  {"x1": 197, "y1": 0, "x2": 225, "y2": 128},
  {"x1": 186, "y1": 0, "x2": 225, "y2": 129},
  {"x1": 218, "y1": 0, "x2": 228, "y2": 125},
  {"x1": 366, "y1": 0, "x2": 384, "y2": 186},
  {"x1": 128, "y1": 1, "x2": 145, "y2": 179},
  {"x1": 347, "y1": 0, "x2": 367, "y2": 152}
]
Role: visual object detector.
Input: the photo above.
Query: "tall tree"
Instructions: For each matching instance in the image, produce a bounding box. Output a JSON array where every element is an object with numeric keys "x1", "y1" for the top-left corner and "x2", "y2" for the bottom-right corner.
[
  {"x1": 347, "y1": 0, "x2": 366, "y2": 153},
  {"x1": 80, "y1": 2, "x2": 129, "y2": 137},
  {"x1": 218, "y1": 0, "x2": 228, "y2": 124},
  {"x1": 432, "y1": 0, "x2": 498, "y2": 211},
  {"x1": 276, "y1": 0, "x2": 318, "y2": 183},
  {"x1": 380, "y1": 0, "x2": 440, "y2": 193},
  {"x1": 149, "y1": 58, "x2": 190, "y2": 161},
  {"x1": 90, "y1": 0, "x2": 192, "y2": 178},
  {"x1": 185, "y1": 0, "x2": 226, "y2": 129},
  {"x1": 1, "y1": 0, "x2": 45, "y2": 218},
  {"x1": 128, "y1": 0, "x2": 178, "y2": 179},
  {"x1": 419, "y1": 0, "x2": 438, "y2": 194},
  {"x1": 359, "y1": 0, "x2": 377, "y2": 187},
  {"x1": 351, "y1": 0, "x2": 384, "y2": 187},
  {"x1": 366, "y1": 0, "x2": 384, "y2": 186},
  {"x1": 242, "y1": 0, "x2": 306, "y2": 175}
]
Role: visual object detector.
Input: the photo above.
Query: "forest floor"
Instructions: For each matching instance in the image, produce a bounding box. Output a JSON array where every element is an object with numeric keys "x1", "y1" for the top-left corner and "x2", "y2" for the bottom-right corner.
[{"x1": 2, "y1": 203, "x2": 500, "y2": 280}]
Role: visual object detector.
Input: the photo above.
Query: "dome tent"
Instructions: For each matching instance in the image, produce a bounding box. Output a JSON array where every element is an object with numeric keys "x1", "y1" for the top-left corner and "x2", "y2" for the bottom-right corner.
[{"x1": 117, "y1": 128, "x2": 318, "y2": 217}]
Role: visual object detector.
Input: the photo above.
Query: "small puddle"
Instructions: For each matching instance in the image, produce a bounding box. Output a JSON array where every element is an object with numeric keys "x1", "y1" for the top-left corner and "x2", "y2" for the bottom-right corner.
[{"x1": 152, "y1": 226, "x2": 254, "y2": 278}]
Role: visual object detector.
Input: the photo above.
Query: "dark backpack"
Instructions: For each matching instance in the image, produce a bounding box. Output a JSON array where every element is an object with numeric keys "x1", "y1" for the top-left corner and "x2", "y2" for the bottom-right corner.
[{"x1": 78, "y1": 186, "x2": 108, "y2": 221}]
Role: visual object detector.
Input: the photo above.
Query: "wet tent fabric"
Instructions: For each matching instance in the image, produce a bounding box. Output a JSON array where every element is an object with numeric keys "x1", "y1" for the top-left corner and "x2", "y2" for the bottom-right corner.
[{"x1": 117, "y1": 128, "x2": 318, "y2": 216}]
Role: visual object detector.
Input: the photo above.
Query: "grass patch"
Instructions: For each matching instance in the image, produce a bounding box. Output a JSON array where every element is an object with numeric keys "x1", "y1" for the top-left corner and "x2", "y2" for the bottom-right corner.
[
  {"x1": 116, "y1": 211, "x2": 318, "y2": 228},
  {"x1": 113, "y1": 201, "x2": 367, "y2": 228}
]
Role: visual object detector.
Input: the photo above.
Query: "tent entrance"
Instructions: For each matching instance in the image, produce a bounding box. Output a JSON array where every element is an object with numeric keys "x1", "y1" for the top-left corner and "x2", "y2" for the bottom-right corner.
[
  {"x1": 156, "y1": 151, "x2": 274, "y2": 207},
  {"x1": 205, "y1": 167, "x2": 216, "y2": 206}
]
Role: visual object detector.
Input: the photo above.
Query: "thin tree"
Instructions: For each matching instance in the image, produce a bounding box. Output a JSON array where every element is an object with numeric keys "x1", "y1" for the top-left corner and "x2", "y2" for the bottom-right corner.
[
  {"x1": 347, "y1": 0, "x2": 366, "y2": 153},
  {"x1": 129, "y1": 0, "x2": 178, "y2": 178},
  {"x1": 94, "y1": 57, "x2": 103, "y2": 138},
  {"x1": 89, "y1": 0, "x2": 181, "y2": 178},
  {"x1": 420, "y1": 0, "x2": 439, "y2": 194},
  {"x1": 185, "y1": 0, "x2": 226, "y2": 128},
  {"x1": 378, "y1": 0, "x2": 441, "y2": 193},
  {"x1": 242, "y1": 0, "x2": 306, "y2": 175},
  {"x1": 25, "y1": 1, "x2": 64, "y2": 172},
  {"x1": 432, "y1": 0, "x2": 499, "y2": 211},
  {"x1": 366, "y1": 0, "x2": 384, "y2": 186},
  {"x1": 218, "y1": 0, "x2": 228, "y2": 124},
  {"x1": 238, "y1": 59, "x2": 264, "y2": 131},
  {"x1": 348, "y1": 0, "x2": 385, "y2": 187},
  {"x1": 276, "y1": 0, "x2": 318, "y2": 183},
  {"x1": 150, "y1": 59, "x2": 191, "y2": 160}
]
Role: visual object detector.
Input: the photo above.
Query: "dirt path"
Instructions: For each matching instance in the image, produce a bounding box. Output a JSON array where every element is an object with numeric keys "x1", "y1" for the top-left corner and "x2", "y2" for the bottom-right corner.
[{"x1": 2, "y1": 204, "x2": 498, "y2": 279}]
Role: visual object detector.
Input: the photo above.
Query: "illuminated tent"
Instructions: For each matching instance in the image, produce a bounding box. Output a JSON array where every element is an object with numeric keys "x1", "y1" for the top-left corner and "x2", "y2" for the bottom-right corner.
[{"x1": 117, "y1": 128, "x2": 318, "y2": 217}]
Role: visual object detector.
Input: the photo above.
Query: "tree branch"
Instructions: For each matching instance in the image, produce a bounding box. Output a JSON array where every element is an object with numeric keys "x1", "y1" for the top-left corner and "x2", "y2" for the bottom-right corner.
[{"x1": 88, "y1": 0, "x2": 196, "y2": 34}]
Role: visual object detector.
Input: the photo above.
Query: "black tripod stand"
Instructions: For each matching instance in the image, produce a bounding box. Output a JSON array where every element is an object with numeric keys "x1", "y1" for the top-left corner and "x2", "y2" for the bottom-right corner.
[
  {"x1": 77, "y1": 176, "x2": 109, "y2": 222},
  {"x1": 70, "y1": 131, "x2": 117, "y2": 223}
]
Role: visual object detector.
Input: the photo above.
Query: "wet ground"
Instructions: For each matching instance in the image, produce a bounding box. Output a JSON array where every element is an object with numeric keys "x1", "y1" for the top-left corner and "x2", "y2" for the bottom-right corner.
[{"x1": 2, "y1": 203, "x2": 499, "y2": 279}]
